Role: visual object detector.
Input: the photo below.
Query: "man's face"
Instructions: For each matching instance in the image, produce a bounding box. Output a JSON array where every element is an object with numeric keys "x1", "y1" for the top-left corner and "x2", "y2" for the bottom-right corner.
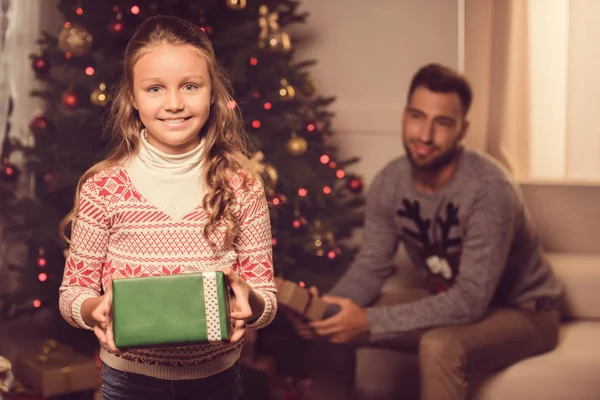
[{"x1": 402, "y1": 86, "x2": 469, "y2": 172}]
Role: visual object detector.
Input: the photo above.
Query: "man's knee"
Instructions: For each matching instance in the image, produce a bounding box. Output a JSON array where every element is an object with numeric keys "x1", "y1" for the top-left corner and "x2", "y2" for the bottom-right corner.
[{"x1": 419, "y1": 328, "x2": 466, "y2": 368}]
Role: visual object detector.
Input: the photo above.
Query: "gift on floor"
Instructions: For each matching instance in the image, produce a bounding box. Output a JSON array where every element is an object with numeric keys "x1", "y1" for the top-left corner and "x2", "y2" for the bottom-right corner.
[
  {"x1": 14, "y1": 340, "x2": 99, "y2": 398},
  {"x1": 112, "y1": 271, "x2": 232, "y2": 348},
  {"x1": 275, "y1": 277, "x2": 338, "y2": 321}
]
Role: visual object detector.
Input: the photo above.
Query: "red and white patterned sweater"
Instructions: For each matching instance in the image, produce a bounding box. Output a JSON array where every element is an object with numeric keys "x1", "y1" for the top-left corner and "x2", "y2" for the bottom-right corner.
[{"x1": 59, "y1": 160, "x2": 277, "y2": 380}]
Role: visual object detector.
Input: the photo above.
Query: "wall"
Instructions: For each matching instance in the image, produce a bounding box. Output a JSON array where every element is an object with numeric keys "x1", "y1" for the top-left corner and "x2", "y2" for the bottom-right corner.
[{"x1": 289, "y1": 0, "x2": 461, "y2": 186}]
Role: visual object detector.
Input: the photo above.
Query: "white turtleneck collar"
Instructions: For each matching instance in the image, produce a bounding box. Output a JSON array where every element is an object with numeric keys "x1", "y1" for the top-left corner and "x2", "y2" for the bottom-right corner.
[
  {"x1": 124, "y1": 129, "x2": 207, "y2": 220},
  {"x1": 137, "y1": 129, "x2": 205, "y2": 179}
]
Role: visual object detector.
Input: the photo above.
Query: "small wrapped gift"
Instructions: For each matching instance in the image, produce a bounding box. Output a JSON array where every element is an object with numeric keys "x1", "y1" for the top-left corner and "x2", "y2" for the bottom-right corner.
[
  {"x1": 275, "y1": 278, "x2": 338, "y2": 321},
  {"x1": 14, "y1": 340, "x2": 99, "y2": 398},
  {"x1": 112, "y1": 271, "x2": 232, "y2": 348}
]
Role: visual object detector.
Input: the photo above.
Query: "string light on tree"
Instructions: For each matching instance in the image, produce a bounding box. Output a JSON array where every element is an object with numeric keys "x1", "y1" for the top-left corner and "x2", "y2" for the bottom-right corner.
[
  {"x1": 226, "y1": 0, "x2": 247, "y2": 10},
  {"x1": 279, "y1": 79, "x2": 295, "y2": 100},
  {"x1": 76, "y1": 7, "x2": 83, "y2": 15},
  {"x1": 91, "y1": 83, "x2": 109, "y2": 107},
  {"x1": 37, "y1": 248, "x2": 47, "y2": 267},
  {"x1": 85, "y1": 66, "x2": 94, "y2": 76},
  {"x1": 32, "y1": 54, "x2": 50, "y2": 74},
  {"x1": 0, "y1": 161, "x2": 18, "y2": 182},
  {"x1": 336, "y1": 169, "x2": 345, "y2": 179},
  {"x1": 320, "y1": 155, "x2": 330, "y2": 164},
  {"x1": 270, "y1": 193, "x2": 288, "y2": 206},
  {"x1": 292, "y1": 217, "x2": 307, "y2": 229},
  {"x1": 347, "y1": 176, "x2": 364, "y2": 194},
  {"x1": 62, "y1": 91, "x2": 78, "y2": 108},
  {"x1": 108, "y1": 13, "x2": 125, "y2": 34},
  {"x1": 131, "y1": 5, "x2": 140, "y2": 15}
]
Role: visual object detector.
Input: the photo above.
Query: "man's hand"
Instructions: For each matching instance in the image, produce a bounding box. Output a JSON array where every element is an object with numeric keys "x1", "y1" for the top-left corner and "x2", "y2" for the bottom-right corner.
[{"x1": 309, "y1": 295, "x2": 370, "y2": 344}]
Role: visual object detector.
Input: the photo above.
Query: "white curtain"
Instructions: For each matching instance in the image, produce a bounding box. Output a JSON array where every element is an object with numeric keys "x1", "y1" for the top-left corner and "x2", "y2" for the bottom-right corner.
[
  {"x1": 464, "y1": 0, "x2": 530, "y2": 179},
  {"x1": 0, "y1": 0, "x2": 11, "y2": 153},
  {"x1": 466, "y1": 0, "x2": 600, "y2": 182}
]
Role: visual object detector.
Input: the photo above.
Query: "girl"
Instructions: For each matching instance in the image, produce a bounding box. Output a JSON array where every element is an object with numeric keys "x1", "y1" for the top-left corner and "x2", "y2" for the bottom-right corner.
[{"x1": 58, "y1": 15, "x2": 277, "y2": 400}]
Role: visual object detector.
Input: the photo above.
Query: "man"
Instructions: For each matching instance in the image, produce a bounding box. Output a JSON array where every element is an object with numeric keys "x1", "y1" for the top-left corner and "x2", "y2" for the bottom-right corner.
[{"x1": 289, "y1": 63, "x2": 562, "y2": 400}]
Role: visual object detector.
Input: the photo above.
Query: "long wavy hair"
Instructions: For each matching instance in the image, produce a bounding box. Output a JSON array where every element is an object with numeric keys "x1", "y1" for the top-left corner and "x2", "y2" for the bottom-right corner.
[{"x1": 60, "y1": 15, "x2": 256, "y2": 248}]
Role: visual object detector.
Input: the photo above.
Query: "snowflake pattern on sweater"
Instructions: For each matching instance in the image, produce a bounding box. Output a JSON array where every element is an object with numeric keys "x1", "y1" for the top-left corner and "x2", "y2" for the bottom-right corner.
[{"x1": 59, "y1": 166, "x2": 276, "y2": 374}]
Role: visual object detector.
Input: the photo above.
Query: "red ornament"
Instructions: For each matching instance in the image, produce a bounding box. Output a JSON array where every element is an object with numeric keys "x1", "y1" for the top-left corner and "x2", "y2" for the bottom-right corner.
[
  {"x1": 32, "y1": 55, "x2": 50, "y2": 73},
  {"x1": 347, "y1": 176, "x2": 364, "y2": 194},
  {"x1": 62, "y1": 92, "x2": 78, "y2": 108},
  {"x1": 29, "y1": 115, "x2": 51, "y2": 136},
  {"x1": 108, "y1": 20, "x2": 124, "y2": 34}
]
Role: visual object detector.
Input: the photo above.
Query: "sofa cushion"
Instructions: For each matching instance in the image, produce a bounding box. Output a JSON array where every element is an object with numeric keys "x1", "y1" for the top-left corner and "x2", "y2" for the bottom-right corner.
[
  {"x1": 546, "y1": 253, "x2": 600, "y2": 319},
  {"x1": 472, "y1": 321, "x2": 600, "y2": 400}
]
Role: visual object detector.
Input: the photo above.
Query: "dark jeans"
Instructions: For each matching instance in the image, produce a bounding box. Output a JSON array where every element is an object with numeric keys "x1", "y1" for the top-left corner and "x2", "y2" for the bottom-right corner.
[{"x1": 100, "y1": 362, "x2": 244, "y2": 400}]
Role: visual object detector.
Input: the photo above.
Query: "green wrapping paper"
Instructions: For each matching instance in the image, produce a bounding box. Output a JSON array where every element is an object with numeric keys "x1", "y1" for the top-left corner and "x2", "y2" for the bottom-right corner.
[{"x1": 112, "y1": 271, "x2": 231, "y2": 348}]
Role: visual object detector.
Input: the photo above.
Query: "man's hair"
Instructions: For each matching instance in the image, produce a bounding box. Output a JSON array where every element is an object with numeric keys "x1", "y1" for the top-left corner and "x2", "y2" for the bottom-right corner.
[{"x1": 407, "y1": 63, "x2": 473, "y2": 115}]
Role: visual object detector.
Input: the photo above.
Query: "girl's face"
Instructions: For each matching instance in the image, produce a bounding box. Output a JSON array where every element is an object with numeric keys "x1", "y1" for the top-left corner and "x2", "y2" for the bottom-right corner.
[{"x1": 131, "y1": 44, "x2": 212, "y2": 154}]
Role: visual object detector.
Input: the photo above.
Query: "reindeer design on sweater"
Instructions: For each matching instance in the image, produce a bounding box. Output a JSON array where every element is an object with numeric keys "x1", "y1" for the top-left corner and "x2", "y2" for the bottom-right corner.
[{"x1": 397, "y1": 198, "x2": 462, "y2": 293}]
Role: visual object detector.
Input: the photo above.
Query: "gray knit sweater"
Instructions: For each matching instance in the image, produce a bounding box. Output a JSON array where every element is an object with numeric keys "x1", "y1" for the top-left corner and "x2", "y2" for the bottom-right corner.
[{"x1": 329, "y1": 147, "x2": 562, "y2": 342}]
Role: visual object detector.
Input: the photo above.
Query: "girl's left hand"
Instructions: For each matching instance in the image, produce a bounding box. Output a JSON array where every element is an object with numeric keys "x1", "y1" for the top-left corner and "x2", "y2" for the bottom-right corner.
[{"x1": 223, "y1": 268, "x2": 253, "y2": 343}]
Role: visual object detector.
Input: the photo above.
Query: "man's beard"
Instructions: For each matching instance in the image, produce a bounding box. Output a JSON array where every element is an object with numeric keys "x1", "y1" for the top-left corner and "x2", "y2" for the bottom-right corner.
[{"x1": 403, "y1": 141, "x2": 462, "y2": 173}]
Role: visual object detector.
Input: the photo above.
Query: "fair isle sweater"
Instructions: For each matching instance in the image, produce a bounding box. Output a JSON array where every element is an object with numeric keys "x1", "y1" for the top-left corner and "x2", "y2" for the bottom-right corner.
[
  {"x1": 59, "y1": 135, "x2": 277, "y2": 380},
  {"x1": 329, "y1": 147, "x2": 562, "y2": 342}
]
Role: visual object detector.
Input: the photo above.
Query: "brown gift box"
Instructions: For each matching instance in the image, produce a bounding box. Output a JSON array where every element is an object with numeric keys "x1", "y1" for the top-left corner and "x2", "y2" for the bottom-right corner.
[
  {"x1": 15, "y1": 341, "x2": 99, "y2": 397},
  {"x1": 275, "y1": 277, "x2": 329, "y2": 321}
]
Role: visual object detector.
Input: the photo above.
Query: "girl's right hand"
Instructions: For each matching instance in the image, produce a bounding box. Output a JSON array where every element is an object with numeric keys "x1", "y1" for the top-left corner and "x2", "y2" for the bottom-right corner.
[{"x1": 91, "y1": 286, "x2": 119, "y2": 354}]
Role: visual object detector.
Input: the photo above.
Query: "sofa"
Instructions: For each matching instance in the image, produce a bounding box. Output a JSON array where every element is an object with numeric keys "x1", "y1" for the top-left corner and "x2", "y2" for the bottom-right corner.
[{"x1": 354, "y1": 252, "x2": 600, "y2": 399}]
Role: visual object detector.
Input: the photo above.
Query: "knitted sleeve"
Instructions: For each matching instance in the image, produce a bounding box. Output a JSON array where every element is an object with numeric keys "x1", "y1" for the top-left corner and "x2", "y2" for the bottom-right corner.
[
  {"x1": 59, "y1": 174, "x2": 110, "y2": 330},
  {"x1": 234, "y1": 178, "x2": 277, "y2": 329}
]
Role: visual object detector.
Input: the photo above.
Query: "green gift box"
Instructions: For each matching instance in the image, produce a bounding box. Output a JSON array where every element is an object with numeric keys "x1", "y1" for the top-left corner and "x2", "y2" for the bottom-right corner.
[{"x1": 112, "y1": 271, "x2": 232, "y2": 348}]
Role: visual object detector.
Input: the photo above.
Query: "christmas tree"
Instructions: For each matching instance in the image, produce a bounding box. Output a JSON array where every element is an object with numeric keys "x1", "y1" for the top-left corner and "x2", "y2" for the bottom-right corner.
[{"x1": 0, "y1": 0, "x2": 365, "y2": 320}]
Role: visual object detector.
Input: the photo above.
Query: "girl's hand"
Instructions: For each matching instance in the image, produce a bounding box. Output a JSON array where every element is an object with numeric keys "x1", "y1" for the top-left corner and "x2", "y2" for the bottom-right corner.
[
  {"x1": 90, "y1": 275, "x2": 123, "y2": 354},
  {"x1": 223, "y1": 268, "x2": 253, "y2": 343}
]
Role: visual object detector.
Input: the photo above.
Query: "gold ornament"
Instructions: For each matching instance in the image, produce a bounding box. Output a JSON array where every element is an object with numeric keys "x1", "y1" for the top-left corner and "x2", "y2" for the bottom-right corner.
[
  {"x1": 286, "y1": 135, "x2": 308, "y2": 156},
  {"x1": 58, "y1": 24, "x2": 93, "y2": 56},
  {"x1": 279, "y1": 79, "x2": 296, "y2": 100},
  {"x1": 226, "y1": 0, "x2": 247, "y2": 10},
  {"x1": 90, "y1": 82, "x2": 109, "y2": 107},
  {"x1": 258, "y1": 5, "x2": 292, "y2": 53}
]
